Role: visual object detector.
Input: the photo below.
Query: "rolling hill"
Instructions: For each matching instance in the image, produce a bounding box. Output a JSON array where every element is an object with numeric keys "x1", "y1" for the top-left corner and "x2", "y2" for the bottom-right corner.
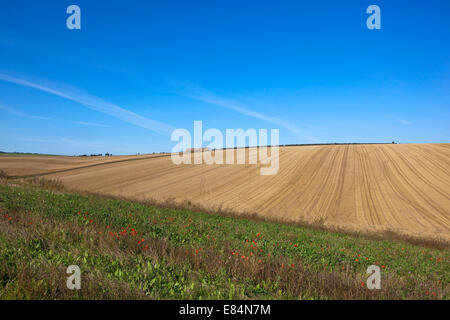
[{"x1": 1, "y1": 143, "x2": 449, "y2": 242}]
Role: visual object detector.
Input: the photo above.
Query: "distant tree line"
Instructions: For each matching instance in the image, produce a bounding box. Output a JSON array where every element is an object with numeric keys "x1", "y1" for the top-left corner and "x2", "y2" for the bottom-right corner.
[
  {"x1": 77, "y1": 152, "x2": 113, "y2": 157},
  {"x1": 206, "y1": 142, "x2": 398, "y2": 150}
]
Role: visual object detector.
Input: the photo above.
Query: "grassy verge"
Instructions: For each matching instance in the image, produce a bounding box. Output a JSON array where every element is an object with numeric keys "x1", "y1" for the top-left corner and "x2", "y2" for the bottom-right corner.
[{"x1": 0, "y1": 183, "x2": 448, "y2": 299}]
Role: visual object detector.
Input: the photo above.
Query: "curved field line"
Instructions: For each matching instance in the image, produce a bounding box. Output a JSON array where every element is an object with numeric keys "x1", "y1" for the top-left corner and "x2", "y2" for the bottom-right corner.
[{"x1": 7, "y1": 154, "x2": 172, "y2": 179}]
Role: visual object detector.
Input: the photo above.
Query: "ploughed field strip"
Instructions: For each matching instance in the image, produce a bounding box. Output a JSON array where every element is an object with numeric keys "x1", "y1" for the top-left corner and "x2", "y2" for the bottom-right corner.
[
  {"x1": 1, "y1": 144, "x2": 449, "y2": 241},
  {"x1": 0, "y1": 153, "x2": 170, "y2": 177}
]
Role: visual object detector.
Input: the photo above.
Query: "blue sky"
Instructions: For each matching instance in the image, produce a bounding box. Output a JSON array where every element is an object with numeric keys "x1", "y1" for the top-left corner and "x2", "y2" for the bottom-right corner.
[{"x1": 0, "y1": 0, "x2": 449, "y2": 155}]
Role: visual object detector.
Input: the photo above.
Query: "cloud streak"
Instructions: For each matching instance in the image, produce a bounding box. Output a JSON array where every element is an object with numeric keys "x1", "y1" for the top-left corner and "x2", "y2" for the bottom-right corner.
[
  {"x1": 0, "y1": 73, "x2": 174, "y2": 136},
  {"x1": 0, "y1": 103, "x2": 113, "y2": 129},
  {"x1": 0, "y1": 103, "x2": 54, "y2": 120},
  {"x1": 74, "y1": 121, "x2": 111, "y2": 128},
  {"x1": 17, "y1": 136, "x2": 133, "y2": 154},
  {"x1": 181, "y1": 84, "x2": 319, "y2": 143},
  {"x1": 395, "y1": 117, "x2": 413, "y2": 125}
]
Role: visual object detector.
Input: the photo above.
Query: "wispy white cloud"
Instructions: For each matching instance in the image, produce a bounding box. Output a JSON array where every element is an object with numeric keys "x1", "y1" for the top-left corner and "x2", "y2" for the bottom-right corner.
[
  {"x1": 396, "y1": 118, "x2": 413, "y2": 125},
  {"x1": 0, "y1": 103, "x2": 113, "y2": 129},
  {"x1": 0, "y1": 103, "x2": 54, "y2": 120},
  {"x1": 0, "y1": 73, "x2": 174, "y2": 136},
  {"x1": 180, "y1": 83, "x2": 320, "y2": 143},
  {"x1": 0, "y1": 36, "x2": 134, "y2": 76},
  {"x1": 74, "y1": 121, "x2": 110, "y2": 128},
  {"x1": 18, "y1": 136, "x2": 133, "y2": 154}
]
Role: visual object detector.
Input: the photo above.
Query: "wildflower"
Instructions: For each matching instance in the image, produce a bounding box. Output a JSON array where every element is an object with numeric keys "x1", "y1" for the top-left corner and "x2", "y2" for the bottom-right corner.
[
  {"x1": 355, "y1": 258, "x2": 359, "y2": 262},
  {"x1": 89, "y1": 219, "x2": 93, "y2": 224},
  {"x1": 361, "y1": 282, "x2": 365, "y2": 287},
  {"x1": 258, "y1": 259, "x2": 262, "y2": 263},
  {"x1": 291, "y1": 264, "x2": 294, "y2": 268},
  {"x1": 381, "y1": 265, "x2": 385, "y2": 269}
]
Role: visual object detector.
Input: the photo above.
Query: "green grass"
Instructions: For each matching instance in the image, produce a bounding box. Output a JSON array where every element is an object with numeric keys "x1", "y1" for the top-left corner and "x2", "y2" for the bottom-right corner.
[{"x1": 0, "y1": 183, "x2": 448, "y2": 299}]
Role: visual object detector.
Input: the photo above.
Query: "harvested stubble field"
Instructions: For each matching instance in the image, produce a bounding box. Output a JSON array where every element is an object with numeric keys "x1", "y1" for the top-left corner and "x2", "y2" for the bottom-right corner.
[
  {"x1": 0, "y1": 153, "x2": 169, "y2": 176},
  {"x1": 0, "y1": 143, "x2": 449, "y2": 242}
]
